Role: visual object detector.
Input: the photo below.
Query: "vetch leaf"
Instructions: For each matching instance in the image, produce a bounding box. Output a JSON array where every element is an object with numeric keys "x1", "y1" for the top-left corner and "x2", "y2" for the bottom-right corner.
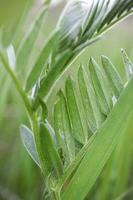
[
  {"x1": 20, "y1": 125, "x2": 40, "y2": 166},
  {"x1": 17, "y1": 7, "x2": 47, "y2": 70},
  {"x1": 39, "y1": 122, "x2": 63, "y2": 178},
  {"x1": 33, "y1": 1, "x2": 133, "y2": 101},
  {"x1": 89, "y1": 57, "x2": 113, "y2": 115},
  {"x1": 54, "y1": 90, "x2": 75, "y2": 164},
  {"x1": 38, "y1": 50, "x2": 72, "y2": 99},
  {"x1": 121, "y1": 48, "x2": 133, "y2": 80},
  {"x1": 25, "y1": 31, "x2": 59, "y2": 92},
  {"x1": 65, "y1": 77, "x2": 89, "y2": 144},
  {"x1": 101, "y1": 55, "x2": 124, "y2": 99},
  {"x1": 61, "y1": 78, "x2": 133, "y2": 200},
  {"x1": 78, "y1": 66, "x2": 104, "y2": 132}
]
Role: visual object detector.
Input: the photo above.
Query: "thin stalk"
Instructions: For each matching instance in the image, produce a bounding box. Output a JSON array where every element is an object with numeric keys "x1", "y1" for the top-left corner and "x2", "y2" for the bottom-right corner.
[
  {"x1": 0, "y1": 52, "x2": 45, "y2": 174},
  {"x1": 0, "y1": 53, "x2": 32, "y2": 116},
  {"x1": 51, "y1": 191, "x2": 61, "y2": 200}
]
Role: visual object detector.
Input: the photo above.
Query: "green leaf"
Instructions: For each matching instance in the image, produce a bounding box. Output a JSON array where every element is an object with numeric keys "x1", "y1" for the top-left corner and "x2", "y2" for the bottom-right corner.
[
  {"x1": 98, "y1": 0, "x2": 133, "y2": 31},
  {"x1": 33, "y1": 1, "x2": 133, "y2": 101},
  {"x1": 54, "y1": 90, "x2": 75, "y2": 164},
  {"x1": 38, "y1": 50, "x2": 72, "y2": 98},
  {"x1": 20, "y1": 125, "x2": 40, "y2": 166},
  {"x1": 17, "y1": 7, "x2": 47, "y2": 70},
  {"x1": 25, "y1": 31, "x2": 59, "y2": 92},
  {"x1": 61, "y1": 78, "x2": 133, "y2": 200},
  {"x1": 101, "y1": 55, "x2": 124, "y2": 99},
  {"x1": 121, "y1": 48, "x2": 133, "y2": 80},
  {"x1": 78, "y1": 66, "x2": 104, "y2": 132},
  {"x1": 39, "y1": 122, "x2": 63, "y2": 178},
  {"x1": 89, "y1": 58, "x2": 113, "y2": 115},
  {"x1": 65, "y1": 77, "x2": 89, "y2": 144}
]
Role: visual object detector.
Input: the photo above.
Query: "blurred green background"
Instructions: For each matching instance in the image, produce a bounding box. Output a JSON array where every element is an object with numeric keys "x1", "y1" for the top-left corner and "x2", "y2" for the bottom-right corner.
[{"x1": 0, "y1": 1, "x2": 133, "y2": 200}]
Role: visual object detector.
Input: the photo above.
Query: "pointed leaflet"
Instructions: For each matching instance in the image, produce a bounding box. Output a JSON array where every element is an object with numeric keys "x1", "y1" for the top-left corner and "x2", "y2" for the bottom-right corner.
[
  {"x1": 98, "y1": 0, "x2": 133, "y2": 31},
  {"x1": 20, "y1": 125, "x2": 40, "y2": 166},
  {"x1": 61, "y1": 78, "x2": 133, "y2": 200},
  {"x1": 65, "y1": 77, "x2": 89, "y2": 144},
  {"x1": 121, "y1": 49, "x2": 133, "y2": 80},
  {"x1": 35, "y1": 1, "x2": 133, "y2": 100},
  {"x1": 89, "y1": 58, "x2": 113, "y2": 115},
  {"x1": 54, "y1": 90, "x2": 75, "y2": 163},
  {"x1": 78, "y1": 66, "x2": 104, "y2": 132},
  {"x1": 39, "y1": 122, "x2": 63, "y2": 178},
  {"x1": 17, "y1": 7, "x2": 47, "y2": 70},
  {"x1": 101, "y1": 55, "x2": 124, "y2": 99},
  {"x1": 38, "y1": 50, "x2": 72, "y2": 98},
  {"x1": 25, "y1": 31, "x2": 59, "y2": 92}
]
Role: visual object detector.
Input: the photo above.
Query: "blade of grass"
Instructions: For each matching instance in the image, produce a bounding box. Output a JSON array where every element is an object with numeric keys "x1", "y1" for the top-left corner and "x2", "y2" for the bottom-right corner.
[{"x1": 61, "y1": 78, "x2": 133, "y2": 200}]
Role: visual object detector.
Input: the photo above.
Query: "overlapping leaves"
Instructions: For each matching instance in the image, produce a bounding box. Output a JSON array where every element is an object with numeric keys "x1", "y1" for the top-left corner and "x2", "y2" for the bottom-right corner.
[
  {"x1": 23, "y1": 0, "x2": 133, "y2": 101},
  {"x1": 21, "y1": 50, "x2": 133, "y2": 199}
]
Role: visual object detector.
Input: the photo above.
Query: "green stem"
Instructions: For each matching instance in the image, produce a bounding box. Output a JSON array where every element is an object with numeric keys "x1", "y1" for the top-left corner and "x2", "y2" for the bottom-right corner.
[
  {"x1": 0, "y1": 52, "x2": 45, "y2": 174},
  {"x1": 51, "y1": 190, "x2": 61, "y2": 200},
  {"x1": 0, "y1": 53, "x2": 32, "y2": 116}
]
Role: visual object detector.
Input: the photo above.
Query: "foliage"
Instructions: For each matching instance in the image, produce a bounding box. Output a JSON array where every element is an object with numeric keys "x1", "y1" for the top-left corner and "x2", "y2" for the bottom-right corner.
[{"x1": 0, "y1": 0, "x2": 133, "y2": 199}]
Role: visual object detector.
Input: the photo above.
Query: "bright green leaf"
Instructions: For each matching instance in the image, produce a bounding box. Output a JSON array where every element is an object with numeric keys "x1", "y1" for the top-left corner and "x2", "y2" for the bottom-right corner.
[
  {"x1": 54, "y1": 90, "x2": 75, "y2": 164},
  {"x1": 89, "y1": 57, "x2": 113, "y2": 115},
  {"x1": 39, "y1": 122, "x2": 63, "y2": 178},
  {"x1": 101, "y1": 55, "x2": 124, "y2": 99},
  {"x1": 62, "y1": 78, "x2": 133, "y2": 200},
  {"x1": 65, "y1": 77, "x2": 89, "y2": 144}
]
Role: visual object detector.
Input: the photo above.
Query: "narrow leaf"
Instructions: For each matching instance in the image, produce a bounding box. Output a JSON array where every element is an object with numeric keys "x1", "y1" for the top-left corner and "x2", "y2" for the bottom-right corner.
[
  {"x1": 89, "y1": 58, "x2": 113, "y2": 115},
  {"x1": 25, "y1": 31, "x2": 59, "y2": 92},
  {"x1": 54, "y1": 90, "x2": 75, "y2": 164},
  {"x1": 17, "y1": 7, "x2": 47, "y2": 70},
  {"x1": 39, "y1": 122, "x2": 63, "y2": 178},
  {"x1": 62, "y1": 78, "x2": 133, "y2": 200},
  {"x1": 78, "y1": 66, "x2": 104, "y2": 132},
  {"x1": 38, "y1": 50, "x2": 72, "y2": 98},
  {"x1": 65, "y1": 77, "x2": 88, "y2": 144},
  {"x1": 20, "y1": 125, "x2": 40, "y2": 166},
  {"x1": 121, "y1": 48, "x2": 133, "y2": 80},
  {"x1": 101, "y1": 55, "x2": 124, "y2": 99}
]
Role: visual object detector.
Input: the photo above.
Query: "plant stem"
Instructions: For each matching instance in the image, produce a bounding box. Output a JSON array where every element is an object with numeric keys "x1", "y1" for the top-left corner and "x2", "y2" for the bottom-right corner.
[
  {"x1": 51, "y1": 190, "x2": 61, "y2": 200},
  {"x1": 0, "y1": 53, "x2": 32, "y2": 116},
  {"x1": 0, "y1": 52, "x2": 45, "y2": 174}
]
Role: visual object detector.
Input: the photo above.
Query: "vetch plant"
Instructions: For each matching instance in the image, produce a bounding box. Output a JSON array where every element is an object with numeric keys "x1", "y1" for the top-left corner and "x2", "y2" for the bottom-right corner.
[{"x1": 0, "y1": 0, "x2": 133, "y2": 199}]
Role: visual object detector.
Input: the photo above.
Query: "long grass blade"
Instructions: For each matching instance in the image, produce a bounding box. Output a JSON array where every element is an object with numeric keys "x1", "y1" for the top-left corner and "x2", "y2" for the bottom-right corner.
[{"x1": 61, "y1": 78, "x2": 133, "y2": 200}]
